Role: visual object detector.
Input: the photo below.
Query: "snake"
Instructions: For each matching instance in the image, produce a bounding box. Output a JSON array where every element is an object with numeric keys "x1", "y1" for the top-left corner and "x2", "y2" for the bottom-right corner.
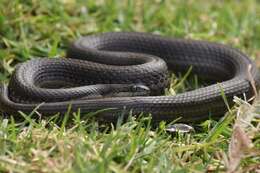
[{"x1": 0, "y1": 32, "x2": 259, "y2": 123}]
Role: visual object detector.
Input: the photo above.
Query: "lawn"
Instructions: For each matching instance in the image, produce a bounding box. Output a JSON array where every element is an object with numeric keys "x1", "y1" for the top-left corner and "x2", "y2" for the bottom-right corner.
[{"x1": 0, "y1": 0, "x2": 260, "y2": 172}]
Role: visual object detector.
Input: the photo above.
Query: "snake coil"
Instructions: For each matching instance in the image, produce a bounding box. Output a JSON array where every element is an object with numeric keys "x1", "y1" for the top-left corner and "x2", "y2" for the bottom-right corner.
[{"x1": 0, "y1": 32, "x2": 259, "y2": 123}]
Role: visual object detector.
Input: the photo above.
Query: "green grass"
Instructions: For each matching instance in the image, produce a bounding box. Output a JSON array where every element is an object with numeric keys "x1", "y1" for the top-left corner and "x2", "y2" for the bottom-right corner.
[{"x1": 0, "y1": 0, "x2": 260, "y2": 172}]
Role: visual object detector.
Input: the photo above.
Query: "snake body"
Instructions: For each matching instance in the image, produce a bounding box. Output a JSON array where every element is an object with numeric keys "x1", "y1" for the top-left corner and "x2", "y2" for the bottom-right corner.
[{"x1": 0, "y1": 32, "x2": 259, "y2": 122}]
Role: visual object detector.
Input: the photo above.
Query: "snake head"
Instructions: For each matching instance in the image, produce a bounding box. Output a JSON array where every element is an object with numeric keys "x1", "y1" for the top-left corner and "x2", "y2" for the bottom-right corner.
[
  {"x1": 103, "y1": 84, "x2": 151, "y2": 97},
  {"x1": 130, "y1": 84, "x2": 150, "y2": 96}
]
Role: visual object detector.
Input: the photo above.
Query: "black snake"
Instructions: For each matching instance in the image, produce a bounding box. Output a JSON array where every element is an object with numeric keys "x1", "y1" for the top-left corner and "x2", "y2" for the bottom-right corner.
[{"x1": 0, "y1": 32, "x2": 259, "y2": 123}]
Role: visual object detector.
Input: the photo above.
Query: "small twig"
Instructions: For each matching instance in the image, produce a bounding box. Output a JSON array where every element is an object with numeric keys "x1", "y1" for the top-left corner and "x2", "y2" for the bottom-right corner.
[{"x1": 247, "y1": 64, "x2": 258, "y2": 99}]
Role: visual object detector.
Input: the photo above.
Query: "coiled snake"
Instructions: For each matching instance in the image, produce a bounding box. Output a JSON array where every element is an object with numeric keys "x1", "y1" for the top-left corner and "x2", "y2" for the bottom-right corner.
[{"x1": 0, "y1": 32, "x2": 259, "y2": 123}]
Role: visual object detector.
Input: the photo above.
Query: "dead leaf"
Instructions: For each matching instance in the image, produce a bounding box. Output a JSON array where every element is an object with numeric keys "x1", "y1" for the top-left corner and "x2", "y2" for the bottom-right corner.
[{"x1": 227, "y1": 125, "x2": 253, "y2": 173}]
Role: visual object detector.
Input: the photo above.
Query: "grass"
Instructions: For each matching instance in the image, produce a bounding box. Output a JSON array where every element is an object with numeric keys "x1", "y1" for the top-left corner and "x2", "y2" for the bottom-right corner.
[{"x1": 0, "y1": 0, "x2": 260, "y2": 172}]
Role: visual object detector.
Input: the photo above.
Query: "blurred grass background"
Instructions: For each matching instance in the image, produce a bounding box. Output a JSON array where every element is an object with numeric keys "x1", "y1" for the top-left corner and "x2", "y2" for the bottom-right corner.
[{"x1": 0, "y1": 0, "x2": 260, "y2": 172}]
